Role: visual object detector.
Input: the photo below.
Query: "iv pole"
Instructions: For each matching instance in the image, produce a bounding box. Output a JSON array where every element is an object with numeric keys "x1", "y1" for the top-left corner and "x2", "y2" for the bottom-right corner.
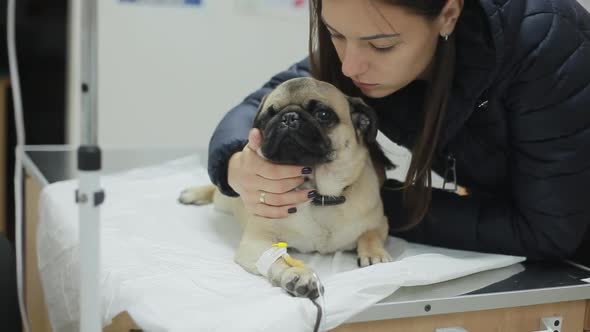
[{"x1": 77, "y1": 0, "x2": 103, "y2": 331}]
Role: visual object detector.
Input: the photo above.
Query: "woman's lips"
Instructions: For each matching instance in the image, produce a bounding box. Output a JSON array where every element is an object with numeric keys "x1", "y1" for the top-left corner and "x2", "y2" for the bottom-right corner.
[{"x1": 353, "y1": 80, "x2": 379, "y2": 90}]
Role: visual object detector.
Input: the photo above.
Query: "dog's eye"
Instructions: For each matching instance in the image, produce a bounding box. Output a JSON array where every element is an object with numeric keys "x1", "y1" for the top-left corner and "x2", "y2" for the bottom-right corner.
[
  {"x1": 267, "y1": 105, "x2": 278, "y2": 116},
  {"x1": 315, "y1": 110, "x2": 334, "y2": 124}
]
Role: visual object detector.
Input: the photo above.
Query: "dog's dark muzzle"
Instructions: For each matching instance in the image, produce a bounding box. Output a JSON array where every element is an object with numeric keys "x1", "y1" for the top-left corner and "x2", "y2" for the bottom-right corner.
[{"x1": 261, "y1": 107, "x2": 332, "y2": 165}]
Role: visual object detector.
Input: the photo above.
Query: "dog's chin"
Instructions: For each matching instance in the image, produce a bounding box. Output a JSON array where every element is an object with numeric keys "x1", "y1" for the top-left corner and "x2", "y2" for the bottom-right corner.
[{"x1": 261, "y1": 130, "x2": 332, "y2": 166}]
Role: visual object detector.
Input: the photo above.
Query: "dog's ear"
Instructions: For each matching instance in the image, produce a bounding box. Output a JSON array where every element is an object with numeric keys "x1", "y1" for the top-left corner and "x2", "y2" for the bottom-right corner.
[
  {"x1": 348, "y1": 97, "x2": 378, "y2": 143},
  {"x1": 348, "y1": 96, "x2": 395, "y2": 170}
]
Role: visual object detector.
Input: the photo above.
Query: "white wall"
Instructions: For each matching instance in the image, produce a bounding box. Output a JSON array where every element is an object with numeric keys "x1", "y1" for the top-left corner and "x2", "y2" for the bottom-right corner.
[
  {"x1": 67, "y1": 0, "x2": 590, "y2": 149},
  {"x1": 67, "y1": 1, "x2": 309, "y2": 148}
]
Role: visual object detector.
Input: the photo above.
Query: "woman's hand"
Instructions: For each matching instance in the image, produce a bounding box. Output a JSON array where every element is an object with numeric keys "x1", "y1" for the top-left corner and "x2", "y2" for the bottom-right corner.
[{"x1": 227, "y1": 129, "x2": 317, "y2": 219}]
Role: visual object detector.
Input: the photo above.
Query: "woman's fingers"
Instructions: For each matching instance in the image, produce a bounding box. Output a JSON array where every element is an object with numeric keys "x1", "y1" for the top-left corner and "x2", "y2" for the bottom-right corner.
[
  {"x1": 252, "y1": 203, "x2": 299, "y2": 219},
  {"x1": 228, "y1": 128, "x2": 317, "y2": 219},
  {"x1": 249, "y1": 188, "x2": 317, "y2": 207},
  {"x1": 246, "y1": 128, "x2": 263, "y2": 152},
  {"x1": 255, "y1": 176, "x2": 307, "y2": 195}
]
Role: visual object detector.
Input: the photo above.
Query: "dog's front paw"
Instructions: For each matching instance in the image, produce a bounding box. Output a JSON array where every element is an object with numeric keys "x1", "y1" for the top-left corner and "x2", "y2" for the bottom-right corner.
[
  {"x1": 357, "y1": 248, "x2": 392, "y2": 267},
  {"x1": 280, "y1": 267, "x2": 323, "y2": 299},
  {"x1": 178, "y1": 185, "x2": 215, "y2": 205}
]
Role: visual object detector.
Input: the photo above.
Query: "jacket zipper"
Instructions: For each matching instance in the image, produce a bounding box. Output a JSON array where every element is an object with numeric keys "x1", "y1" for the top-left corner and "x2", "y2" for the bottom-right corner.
[
  {"x1": 442, "y1": 154, "x2": 457, "y2": 192},
  {"x1": 477, "y1": 100, "x2": 488, "y2": 109},
  {"x1": 440, "y1": 95, "x2": 487, "y2": 193}
]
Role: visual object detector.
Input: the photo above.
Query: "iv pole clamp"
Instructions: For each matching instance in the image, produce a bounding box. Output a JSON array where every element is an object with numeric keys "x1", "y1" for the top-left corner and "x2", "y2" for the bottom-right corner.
[{"x1": 76, "y1": 0, "x2": 104, "y2": 331}]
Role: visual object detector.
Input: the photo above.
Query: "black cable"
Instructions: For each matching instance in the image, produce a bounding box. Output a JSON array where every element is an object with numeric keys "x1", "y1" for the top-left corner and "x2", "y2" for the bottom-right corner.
[{"x1": 311, "y1": 298, "x2": 323, "y2": 332}]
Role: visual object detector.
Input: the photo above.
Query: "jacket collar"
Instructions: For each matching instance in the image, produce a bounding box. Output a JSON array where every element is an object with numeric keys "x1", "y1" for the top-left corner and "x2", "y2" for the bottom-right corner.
[{"x1": 438, "y1": 0, "x2": 503, "y2": 150}]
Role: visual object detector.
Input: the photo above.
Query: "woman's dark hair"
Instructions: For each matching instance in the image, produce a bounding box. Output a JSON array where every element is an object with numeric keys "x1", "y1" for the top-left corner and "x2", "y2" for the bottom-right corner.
[{"x1": 309, "y1": 0, "x2": 456, "y2": 230}]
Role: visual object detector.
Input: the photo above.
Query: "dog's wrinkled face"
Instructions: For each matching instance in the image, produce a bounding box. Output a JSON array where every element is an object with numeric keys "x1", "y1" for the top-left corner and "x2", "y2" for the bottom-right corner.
[{"x1": 252, "y1": 77, "x2": 378, "y2": 166}]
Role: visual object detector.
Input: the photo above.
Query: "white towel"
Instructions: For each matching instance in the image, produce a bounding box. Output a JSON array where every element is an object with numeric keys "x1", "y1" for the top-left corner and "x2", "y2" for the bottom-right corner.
[{"x1": 36, "y1": 155, "x2": 525, "y2": 332}]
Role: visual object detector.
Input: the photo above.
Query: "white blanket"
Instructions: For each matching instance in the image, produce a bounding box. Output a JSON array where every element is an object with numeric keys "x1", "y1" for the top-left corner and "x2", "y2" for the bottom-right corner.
[{"x1": 37, "y1": 156, "x2": 525, "y2": 332}]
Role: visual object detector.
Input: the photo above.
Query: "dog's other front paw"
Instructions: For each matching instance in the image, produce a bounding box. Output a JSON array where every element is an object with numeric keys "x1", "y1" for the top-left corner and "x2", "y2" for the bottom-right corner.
[
  {"x1": 178, "y1": 185, "x2": 215, "y2": 205},
  {"x1": 280, "y1": 267, "x2": 323, "y2": 299},
  {"x1": 357, "y1": 248, "x2": 392, "y2": 267}
]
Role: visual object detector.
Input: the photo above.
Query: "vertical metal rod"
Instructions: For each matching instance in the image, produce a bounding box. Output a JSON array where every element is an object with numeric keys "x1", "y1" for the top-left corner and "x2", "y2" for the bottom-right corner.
[
  {"x1": 78, "y1": 1, "x2": 102, "y2": 331},
  {"x1": 77, "y1": 168, "x2": 101, "y2": 332},
  {"x1": 81, "y1": 0, "x2": 98, "y2": 145}
]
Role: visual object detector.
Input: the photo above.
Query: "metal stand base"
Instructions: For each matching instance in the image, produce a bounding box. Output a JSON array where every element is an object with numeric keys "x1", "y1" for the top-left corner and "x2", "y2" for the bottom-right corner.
[{"x1": 76, "y1": 146, "x2": 104, "y2": 332}]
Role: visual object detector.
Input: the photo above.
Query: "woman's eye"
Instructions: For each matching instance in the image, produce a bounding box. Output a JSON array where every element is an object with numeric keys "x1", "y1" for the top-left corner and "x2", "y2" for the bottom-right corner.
[{"x1": 371, "y1": 44, "x2": 395, "y2": 53}]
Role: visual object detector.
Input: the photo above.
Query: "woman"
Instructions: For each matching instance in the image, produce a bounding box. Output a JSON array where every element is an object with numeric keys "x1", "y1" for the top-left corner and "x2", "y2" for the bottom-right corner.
[{"x1": 207, "y1": 0, "x2": 590, "y2": 263}]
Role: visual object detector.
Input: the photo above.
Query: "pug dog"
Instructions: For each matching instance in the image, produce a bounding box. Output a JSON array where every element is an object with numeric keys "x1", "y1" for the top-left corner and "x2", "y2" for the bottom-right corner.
[{"x1": 179, "y1": 77, "x2": 395, "y2": 299}]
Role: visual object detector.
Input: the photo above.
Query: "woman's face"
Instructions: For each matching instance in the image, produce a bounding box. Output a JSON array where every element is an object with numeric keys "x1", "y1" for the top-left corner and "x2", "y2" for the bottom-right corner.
[{"x1": 321, "y1": 0, "x2": 443, "y2": 98}]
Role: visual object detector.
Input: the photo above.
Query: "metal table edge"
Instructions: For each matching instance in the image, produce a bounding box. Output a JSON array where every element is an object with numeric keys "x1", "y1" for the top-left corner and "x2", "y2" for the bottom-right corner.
[
  {"x1": 347, "y1": 283, "x2": 590, "y2": 323},
  {"x1": 22, "y1": 150, "x2": 49, "y2": 187}
]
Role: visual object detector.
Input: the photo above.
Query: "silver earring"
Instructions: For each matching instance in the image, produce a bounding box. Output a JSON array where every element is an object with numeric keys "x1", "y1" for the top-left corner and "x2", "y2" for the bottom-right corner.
[{"x1": 442, "y1": 34, "x2": 449, "y2": 41}]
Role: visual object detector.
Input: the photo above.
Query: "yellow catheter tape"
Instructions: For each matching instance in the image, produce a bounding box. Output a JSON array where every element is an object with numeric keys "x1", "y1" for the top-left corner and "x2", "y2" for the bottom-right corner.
[{"x1": 272, "y1": 242, "x2": 306, "y2": 268}]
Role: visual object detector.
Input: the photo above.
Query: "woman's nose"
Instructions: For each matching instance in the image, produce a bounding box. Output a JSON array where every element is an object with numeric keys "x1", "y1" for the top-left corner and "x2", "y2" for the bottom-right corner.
[{"x1": 341, "y1": 46, "x2": 369, "y2": 78}]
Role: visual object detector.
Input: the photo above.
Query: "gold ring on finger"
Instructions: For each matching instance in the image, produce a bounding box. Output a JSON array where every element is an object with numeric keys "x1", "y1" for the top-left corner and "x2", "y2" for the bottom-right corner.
[{"x1": 259, "y1": 191, "x2": 267, "y2": 204}]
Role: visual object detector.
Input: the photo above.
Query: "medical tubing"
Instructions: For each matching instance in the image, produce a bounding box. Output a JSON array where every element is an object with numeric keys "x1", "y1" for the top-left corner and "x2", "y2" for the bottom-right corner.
[
  {"x1": 311, "y1": 298, "x2": 323, "y2": 332},
  {"x1": 311, "y1": 272, "x2": 327, "y2": 332},
  {"x1": 7, "y1": 0, "x2": 32, "y2": 331}
]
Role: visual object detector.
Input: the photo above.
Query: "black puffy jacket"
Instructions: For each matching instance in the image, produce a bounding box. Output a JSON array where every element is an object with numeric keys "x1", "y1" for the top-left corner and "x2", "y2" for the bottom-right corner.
[{"x1": 208, "y1": 0, "x2": 590, "y2": 262}]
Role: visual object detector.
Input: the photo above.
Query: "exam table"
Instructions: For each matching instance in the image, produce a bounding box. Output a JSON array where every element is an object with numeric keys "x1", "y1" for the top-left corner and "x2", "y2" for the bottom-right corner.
[{"x1": 21, "y1": 146, "x2": 590, "y2": 332}]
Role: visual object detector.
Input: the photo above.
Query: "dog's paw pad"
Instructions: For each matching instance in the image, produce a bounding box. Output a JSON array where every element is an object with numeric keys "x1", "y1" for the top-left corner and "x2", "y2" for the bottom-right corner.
[
  {"x1": 285, "y1": 275, "x2": 299, "y2": 292},
  {"x1": 357, "y1": 250, "x2": 392, "y2": 267},
  {"x1": 281, "y1": 267, "x2": 322, "y2": 299}
]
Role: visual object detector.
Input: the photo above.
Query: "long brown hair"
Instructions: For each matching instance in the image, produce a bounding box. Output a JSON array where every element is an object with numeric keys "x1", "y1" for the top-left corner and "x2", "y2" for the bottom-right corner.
[{"x1": 309, "y1": 0, "x2": 456, "y2": 230}]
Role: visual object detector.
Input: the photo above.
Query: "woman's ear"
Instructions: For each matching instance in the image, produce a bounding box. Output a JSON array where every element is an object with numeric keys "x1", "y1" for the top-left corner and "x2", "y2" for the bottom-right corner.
[{"x1": 438, "y1": 0, "x2": 464, "y2": 38}]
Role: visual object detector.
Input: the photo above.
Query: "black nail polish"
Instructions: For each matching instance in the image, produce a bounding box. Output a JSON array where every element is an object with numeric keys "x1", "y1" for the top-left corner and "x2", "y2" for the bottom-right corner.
[
  {"x1": 288, "y1": 207, "x2": 297, "y2": 214},
  {"x1": 307, "y1": 190, "x2": 317, "y2": 199},
  {"x1": 301, "y1": 167, "x2": 312, "y2": 175}
]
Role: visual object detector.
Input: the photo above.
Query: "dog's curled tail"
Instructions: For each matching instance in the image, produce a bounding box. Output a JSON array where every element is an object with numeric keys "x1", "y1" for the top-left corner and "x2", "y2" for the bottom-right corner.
[{"x1": 178, "y1": 184, "x2": 217, "y2": 206}]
